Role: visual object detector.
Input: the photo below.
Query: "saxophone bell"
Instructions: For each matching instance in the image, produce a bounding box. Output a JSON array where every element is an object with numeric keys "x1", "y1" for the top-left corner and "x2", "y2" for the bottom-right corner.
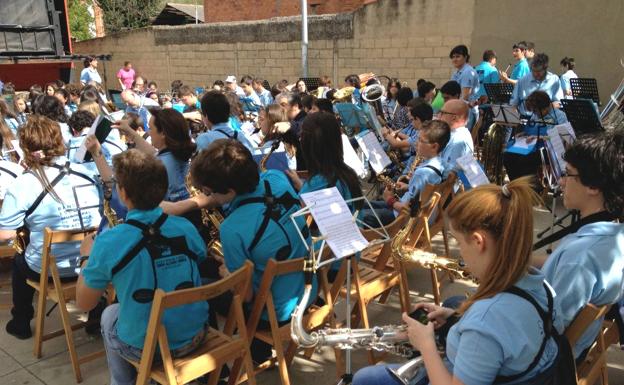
[
  {"x1": 387, "y1": 357, "x2": 426, "y2": 385},
  {"x1": 290, "y1": 283, "x2": 320, "y2": 348}
]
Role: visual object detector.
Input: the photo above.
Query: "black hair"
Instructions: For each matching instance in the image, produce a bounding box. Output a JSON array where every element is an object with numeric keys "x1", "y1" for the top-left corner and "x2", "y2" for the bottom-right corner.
[
  {"x1": 560, "y1": 57, "x2": 575, "y2": 70},
  {"x1": 531, "y1": 53, "x2": 549, "y2": 69},
  {"x1": 563, "y1": 131, "x2": 624, "y2": 220},
  {"x1": 417, "y1": 81, "x2": 436, "y2": 99},
  {"x1": 396, "y1": 86, "x2": 413, "y2": 107},
  {"x1": 440, "y1": 81, "x2": 461, "y2": 97},
  {"x1": 513, "y1": 41, "x2": 528, "y2": 51},
  {"x1": 83, "y1": 56, "x2": 95, "y2": 68},
  {"x1": 525, "y1": 91, "x2": 552, "y2": 113},
  {"x1": 312, "y1": 98, "x2": 334, "y2": 114},
  {"x1": 386, "y1": 78, "x2": 401, "y2": 100},
  {"x1": 407, "y1": 98, "x2": 433, "y2": 122},
  {"x1": 200, "y1": 90, "x2": 230, "y2": 124},
  {"x1": 526, "y1": 41, "x2": 535, "y2": 51},
  {"x1": 212, "y1": 80, "x2": 224, "y2": 87},
  {"x1": 421, "y1": 120, "x2": 451, "y2": 154},
  {"x1": 301, "y1": 94, "x2": 315, "y2": 111},
  {"x1": 300, "y1": 112, "x2": 363, "y2": 206},
  {"x1": 34, "y1": 95, "x2": 68, "y2": 123},
  {"x1": 151, "y1": 109, "x2": 196, "y2": 162},
  {"x1": 240, "y1": 75, "x2": 253, "y2": 86},
  {"x1": 288, "y1": 93, "x2": 303, "y2": 109},
  {"x1": 67, "y1": 110, "x2": 95, "y2": 135},
  {"x1": 483, "y1": 49, "x2": 497, "y2": 62},
  {"x1": 344, "y1": 74, "x2": 361, "y2": 89},
  {"x1": 450, "y1": 45, "x2": 470, "y2": 62},
  {"x1": 54, "y1": 88, "x2": 70, "y2": 102}
]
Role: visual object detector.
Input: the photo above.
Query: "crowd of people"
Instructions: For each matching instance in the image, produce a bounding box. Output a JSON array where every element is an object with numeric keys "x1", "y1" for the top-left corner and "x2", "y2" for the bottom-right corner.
[{"x1": 0, "y1": 40, "x2": 622, "y2": 385}]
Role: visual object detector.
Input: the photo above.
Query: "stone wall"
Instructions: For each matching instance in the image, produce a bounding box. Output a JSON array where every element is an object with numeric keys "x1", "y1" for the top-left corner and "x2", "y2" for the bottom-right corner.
[{"x1": 73, "y1": 0, "x2": 472, "y2": 92}]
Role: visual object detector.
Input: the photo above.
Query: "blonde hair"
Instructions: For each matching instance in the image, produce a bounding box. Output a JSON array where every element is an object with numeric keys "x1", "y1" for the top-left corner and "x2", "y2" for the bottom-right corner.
[
  {"x1": 446, "y1": 176, "x2": 540, "y2": 313},
  {"x1": 78, "y1": 100, "x2": 101, "y2": 118}
]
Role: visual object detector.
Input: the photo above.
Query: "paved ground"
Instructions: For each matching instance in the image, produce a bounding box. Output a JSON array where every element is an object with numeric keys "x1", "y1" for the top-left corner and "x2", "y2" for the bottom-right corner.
[{"x1": 0, "y1": 203, "x2": 623, "y2": 384}]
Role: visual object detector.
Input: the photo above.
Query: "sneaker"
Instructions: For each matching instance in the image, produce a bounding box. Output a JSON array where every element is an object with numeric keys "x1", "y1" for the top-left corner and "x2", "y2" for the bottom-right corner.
[{"x1": 6, "y1": 319, "x2": 32, "y2": 339}]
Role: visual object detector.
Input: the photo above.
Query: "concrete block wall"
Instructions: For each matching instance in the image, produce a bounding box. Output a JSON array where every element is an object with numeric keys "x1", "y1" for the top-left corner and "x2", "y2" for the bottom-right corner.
[{"x1": 73, "y1": 0, "x2": 472, "y2": 92}]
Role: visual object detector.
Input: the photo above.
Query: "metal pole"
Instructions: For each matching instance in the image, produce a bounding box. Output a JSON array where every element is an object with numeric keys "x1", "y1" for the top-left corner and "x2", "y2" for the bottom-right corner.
[
  {"x1": 195, "y1": 0, "x2": 199, "y2": 24},
  {"x1": 300, "y1": 0, "x2": 308, "y2": 77}
]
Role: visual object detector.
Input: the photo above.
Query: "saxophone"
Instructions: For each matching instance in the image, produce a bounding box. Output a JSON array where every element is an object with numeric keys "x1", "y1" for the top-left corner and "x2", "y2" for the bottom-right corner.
[
  {"x1": 102, "y1": 179, "x2": 121, "y2": 227},
  {"x1": 185, "y1": 173, "x2": 224, "y2": 258},
  {"x1": 259, "y1": 139, "x2": 281, "y2": 172}
]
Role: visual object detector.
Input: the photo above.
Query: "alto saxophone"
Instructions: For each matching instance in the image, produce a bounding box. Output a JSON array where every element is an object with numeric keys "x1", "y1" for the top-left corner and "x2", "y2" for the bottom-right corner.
[
  {"x1": 259, "y1": 139, "x2": 281, "y2": 172},
  {"x1": 102, "y1": 179, "x2": 121, "y2": 227},
  {"x1": 185, "y1": 173, "x2": 224, "y2": 258}
]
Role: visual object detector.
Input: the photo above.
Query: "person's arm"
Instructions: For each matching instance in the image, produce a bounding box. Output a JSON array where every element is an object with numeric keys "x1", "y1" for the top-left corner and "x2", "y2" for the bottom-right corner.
[
  {"x1": 160, "y1": 192, "x2": 217, "y2": 216},
  {"x1": 112, "y1": 120, "x2": 155, "y2": 155},
  {"x1": 0, "y1": 229, "x2": 16, "y2": 242},
  {"x1": 117, "y1": 72, "x2": 125, "y2": 90},
  {"x1": 461, "y1": 87, "x2": 472, "y2": 101},
  {"x1": 76, "y1": 234, "x2": 106, "y2": 311}
]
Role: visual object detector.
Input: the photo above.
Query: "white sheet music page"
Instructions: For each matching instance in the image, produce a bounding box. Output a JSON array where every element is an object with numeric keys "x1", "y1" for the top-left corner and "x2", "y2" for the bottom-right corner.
[
  {"x1": 457, "y1": 153, "x2": 489, "y2": 187},
  {"x1": 300, "y1": 187, "x2": 369, "y2": 258},
  {"x1": 341, "y1": 134, "x2": 367, "y2": 178},
  {"x1": 547, "y1": 127, "x2": 567, "y2": 171},
  {"x1": 356, "y1": 131, "x2": 392, "y2": 174},
  {"x1": 74, "y1": 115, "x2": 100, "y2": 162},
  {"x1": 555, "y1": 122, "x2": 576, "y2": 144}
]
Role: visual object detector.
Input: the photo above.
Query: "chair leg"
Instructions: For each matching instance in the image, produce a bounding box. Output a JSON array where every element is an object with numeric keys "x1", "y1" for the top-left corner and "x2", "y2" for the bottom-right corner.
[
  {"x1": 57, "y1": 295, "x2": 83, "y2": 383},
  {"x1": 33, "y1": 290, "x2": 47, "y2": 359},
  {"x1": 378, "y1": 288, "x2": 392, "y2": 304},
  {"x1": 430, "y1": 269, "x2": 441, "y2": 306}
]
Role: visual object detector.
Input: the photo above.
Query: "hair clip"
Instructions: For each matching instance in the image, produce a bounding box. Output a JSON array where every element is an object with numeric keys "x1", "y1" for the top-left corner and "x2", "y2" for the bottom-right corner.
[
  {"x1": 501, "y1": 184, "x2": 511, "y2": 199},
  {"x1": 32, "y1": 150, "x2": 45, "y2": 160}
]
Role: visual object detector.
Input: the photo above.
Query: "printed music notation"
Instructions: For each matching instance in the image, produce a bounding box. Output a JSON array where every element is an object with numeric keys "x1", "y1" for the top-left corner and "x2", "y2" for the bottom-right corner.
[
  {"x1": 300, "y1": 187, "x2": 369, "y2": 258},
  {"x1": 457, "y1": 153, "x2": 489, "y2": 187},
  {"x1": 546, "y1": 127, "x2": 567, "y2": 173},
  {"x1": 356, "y1": 131, "x2": 392, "y2": 174}
]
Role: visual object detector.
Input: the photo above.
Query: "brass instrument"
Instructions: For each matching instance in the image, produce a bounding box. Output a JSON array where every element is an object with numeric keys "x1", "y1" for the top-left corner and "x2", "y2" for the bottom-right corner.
[
  {"x1": 481, "y1": 123, "x2": 507, "y2": 185},
  {"x1": 259, "y1": 139, "x2": 282, "y2": 172},
  {"x1": 185, "y1": 173, "x2": 224, "y2": 258},
  {"x1": 601, "y1": 62, "x2": 624, "y2": 131},
  {"x1": 332, "y1": 86, "x2": 355, "y2": 103},
  {"x1": 102, "y1": 180, "x2": 121, "y2": 227},
  {"x1": 388, "y1": 357, "x2": 425, "y2": 385}
]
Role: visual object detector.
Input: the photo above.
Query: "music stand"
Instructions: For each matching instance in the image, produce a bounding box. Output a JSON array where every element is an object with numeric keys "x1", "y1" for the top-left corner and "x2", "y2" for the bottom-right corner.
[
  {"x1": 570, "y1": 78, "x2": 600, "y2": 105},
  {"x1": 299, "y1": 77, "x2": 321, "y2": 92},
  {"x1": 484, "y1": 83, "x2": 514, "y2": 104},
  {"x1": 262, "y1": 79, "x2": 271, "y2": 90},
  {"x1": 561, "y1": 99, "x2": 603, "y2": 135},
  {"x1": 290, "y1": 194, "x2": 390, "y2": 385}
]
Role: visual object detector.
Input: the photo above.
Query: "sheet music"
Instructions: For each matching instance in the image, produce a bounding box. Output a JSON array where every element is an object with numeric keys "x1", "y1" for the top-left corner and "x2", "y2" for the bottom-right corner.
[
  {"x1": 9, "y1": 140, "x2": 24, "y2": 160},
  {"x1": 341, "y1": 134, "x2": 367, "y2": 178},
  {"x1": 74, "y1": 115, "x2": 100, "y2": 162},
  {"x1": 356, "y1": 131, "x2": 392, "y2": 174},
  {"x1": 300, "y1": 187, "x2": 369, "y2": 258},
  {"x1": 107, "y1": 110, "x2": 125, "y2": 122},
  {"x1": 555, "y1": 122, "x2": 576, "y2": 143},
  {"x1": 491, "y1": 104, "x2": 521, "y2": 124},
  {"x1": 456, "y1": 153, "x2": 489, "y2": 187},
  {"x1": 546, "y1": 127, "x2": 567, "y2": 172}
]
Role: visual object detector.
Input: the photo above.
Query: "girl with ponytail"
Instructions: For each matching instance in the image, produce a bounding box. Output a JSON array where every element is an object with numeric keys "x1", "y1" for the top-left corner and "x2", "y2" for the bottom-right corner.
[{"x1": 353, "y1": 177, "x2": 565, "y2": 385}]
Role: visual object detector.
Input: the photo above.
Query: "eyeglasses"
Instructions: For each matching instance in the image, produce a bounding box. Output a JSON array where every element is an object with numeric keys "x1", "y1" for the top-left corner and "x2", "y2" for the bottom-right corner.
[{"x1": 561, "y1": 170, "x2": 579, "y2": 178}]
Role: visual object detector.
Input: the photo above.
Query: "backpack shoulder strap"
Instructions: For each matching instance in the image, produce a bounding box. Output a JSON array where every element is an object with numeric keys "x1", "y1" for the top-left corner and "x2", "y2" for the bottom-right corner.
[
  {"x1": 111, "y1": 213, "x2": 168, "y2": 275},
  {"x1": 495, "y1": 284, "x2": 553, "y2": 384},
  {"x1": 24, "y1": 163, "x2": 73, "y2": 218},
  {"x1": 214, "y1": 128, "x2": 234, "y2": 139},
  {"x1": 423, "y1": 165, "x2": 443, "y2": 179},
  {"x1": 0, "y1": 165, "x2": 17, "y2": 178}
]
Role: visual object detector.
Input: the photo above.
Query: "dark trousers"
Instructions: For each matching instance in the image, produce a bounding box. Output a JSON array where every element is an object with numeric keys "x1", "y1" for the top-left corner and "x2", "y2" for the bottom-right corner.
[{"x1": 10, "y1": 253, "x2": 75, "y2": 322}]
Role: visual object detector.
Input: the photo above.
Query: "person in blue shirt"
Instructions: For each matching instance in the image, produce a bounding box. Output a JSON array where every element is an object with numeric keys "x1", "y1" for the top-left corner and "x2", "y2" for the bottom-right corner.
[
  {"x1": 1, "y1": 115, "x2": 101, "y2": 339},
  {"x1": 252, "y1": 77, "x2": 274, "y2": 107},
  {"x1": 76, "y1": 149, "x2": 208, "y2": 385},
  {"x1": 499, "y1": 42, "x2": 531, "y2": 85},
  {"x1": 120, "y1": 90, "x2": 155, "y2": 133},
  {"x1": 79, "y1": 56, "x2": 102, "y2": 86},
  {"x1": 474, "y1": 49, "x2": 500, "y2": 101},
  {"x1": 382, "y1": 97, "x2": 431, "y2": 162},
  {"x1": 178, "y1": 85, "x2": 207, "y2": 138},
  {"x1": 195, "y1": 91, "x2": 253, "y2": 152},
  {"x1": 450, "y1": 45, "x2": 480, "y2": 104},
  {"x1": 382, "y1": 78, "x2": 401, "y2": 123},
  {"x1": 239, "y1": 75, "x2": 263, "y2": 113},
  {"x1": 538, "y1": 131, "x2": 624, "y2": 359},
  {"x1": 387, "y1": 87, "x2": 413, "y2": 131},
  {"x1": 189, "y1": 139, "x2": 313, "y2": 363},
  {"x1": 362, "y1": 120, "x2": 449, "y2": 227},
  {"x1": 510, "y1": 53, "x2": 564, "y2": 116},
  {"x1": 437, "y1": 99, "x2": 474, "y2": 178},
  {"x1": 353, "y1": 178, "x2": 564, "y2": 385}
]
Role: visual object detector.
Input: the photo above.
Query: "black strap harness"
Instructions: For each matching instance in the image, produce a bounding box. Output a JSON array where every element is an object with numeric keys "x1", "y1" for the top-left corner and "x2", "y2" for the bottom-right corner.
[
  {"x1": 0, "y1": 166, "x2": 17, "y2": 179},
  {"x1": 214, "y1": 128, "x2": 239, "y2": 140}
]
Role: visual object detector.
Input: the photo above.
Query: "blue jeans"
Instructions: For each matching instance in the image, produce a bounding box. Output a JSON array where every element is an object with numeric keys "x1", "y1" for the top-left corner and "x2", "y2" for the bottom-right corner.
[
  {"x1": 352, "y1": 363, "x2": 428, "y2": 385},
  {"x1": 360, "y1": 200, "x2": 396, "y2": 228}
]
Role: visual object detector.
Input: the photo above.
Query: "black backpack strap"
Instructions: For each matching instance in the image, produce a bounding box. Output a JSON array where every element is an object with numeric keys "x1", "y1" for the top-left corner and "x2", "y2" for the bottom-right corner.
[
  {"x1": 423, "y1": 165, "x2": 443, "y2": 179},
  {"x1": 50, "y1": 162, "x2": 96, "y2": 184},
  {"x1": 111, "y1": 213, "x2": 169, "y2": 275},
  {"x1": 0, "y1": 166, "x2": 17, "y2": 178},
  {"x1": 104, "y1": 139, "x2": 124, "y2": 152},
  {"x1": 23, "y1": 163, "x2": 73, "y2": 218},
  {"x1": 495, "y1": 283, "x2": 553, "y2": 383},
  {"x1": 214, "y1": 128, "x2": 234, "y2": 139}
]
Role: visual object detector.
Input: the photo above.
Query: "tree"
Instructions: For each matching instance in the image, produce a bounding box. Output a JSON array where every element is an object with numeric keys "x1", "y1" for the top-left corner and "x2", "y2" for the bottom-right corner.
[
  {"x1": 95, "y1": 0, "x2": 163, "y2": 34},
  {"x1": 68, "y1": 0, "x2": 94, "y2": 41}
]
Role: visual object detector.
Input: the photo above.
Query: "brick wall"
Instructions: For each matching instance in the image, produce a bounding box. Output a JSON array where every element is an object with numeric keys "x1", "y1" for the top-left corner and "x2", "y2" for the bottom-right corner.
[
  {"x1": 203, "y1": 0, "x2": 370, "y2": 23},
  {"x1": 73, "y1": 0, "x2": 470, "y2": 92}
]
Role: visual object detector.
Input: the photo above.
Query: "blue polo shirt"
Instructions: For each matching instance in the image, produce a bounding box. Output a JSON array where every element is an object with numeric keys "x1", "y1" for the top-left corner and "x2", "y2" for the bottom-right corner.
[
  {"x1": 399, "y1": 156, "x2": 444, "y2": 204},
  {"x1": 196, "y1": 122, "x2": 254, "y2": 152},
  {"x1": 542, "y1": 221, "x2": 624, "y2": 358},
  {"x1": 0, "y1": 158, "x2": 101, "y2": 276},
  {"x1": 452, "y1": 63, "x2": 480, "y2": 102},
  {"x1": 157, "y1": 149, "x2": 190, "y2": 202},
  {"x1": 441, "y1": 126, "x2": 474, "y2": 178},
  {"x1": 446, "y1": 269, "x2": 563, "y2": 384},
  {"x1": 125, "y1": 105, "x2": 151, "y2": 132},
  {"x1": 82, "y1": 207, "x2": 208, "y2": 349},
  {"x1": 474, "y1": 61, "x2": 500, "y2": 98},
  {"x1": 221, "y1": 170, "x2": 315, "y2": 321},
  {"x1": 0, "y1": 160, "x2": 22, "y2": 200},
  {"x1": 510, "y1": 72, "x2": 564, "y2": 115},
  {"x1": 256, "y1": 89, "x2": 274, "y2": 107},
  {"x1": 511, "y1": 58, "x2": 530, "y2": 81}
]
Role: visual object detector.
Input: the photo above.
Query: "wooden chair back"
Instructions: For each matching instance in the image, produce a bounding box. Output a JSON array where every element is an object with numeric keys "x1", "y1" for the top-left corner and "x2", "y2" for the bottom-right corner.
[
  {"x1": 360, "y1": 206, "x2": 410, "y2": 271},
  {"x1": 565, "y1": 304, "x2": 610, "y2": 347},
  {"x1": 135, "y1": 260, "x2": 256, "y2": 385}
]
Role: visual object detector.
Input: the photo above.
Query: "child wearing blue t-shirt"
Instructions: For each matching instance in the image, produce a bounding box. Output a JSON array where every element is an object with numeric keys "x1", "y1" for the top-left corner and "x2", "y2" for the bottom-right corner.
[{"x1": 77, "y1": 149, "x2": 208, "y2": 385}]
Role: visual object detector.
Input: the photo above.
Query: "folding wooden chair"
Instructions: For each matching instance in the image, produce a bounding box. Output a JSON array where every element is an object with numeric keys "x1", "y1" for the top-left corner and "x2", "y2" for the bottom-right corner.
[
  {"x1": 126, "y1": 260, "x2": 257, "y2": 385},
  {"x1": 420, "y1": 172, "x2": 458, "y2": 258},
  {"x1": 238, "y1": 257, "x2": 336, "y2": 385},
  {"x1": 0, "y1": 242, "x2": 15, "y2": 310},
  {"x1": 565, "y1": 304, "x2": 619, "y2": 385},
  {"x1": 25, "y1": 227, "x2": 101, "y2": 383}
]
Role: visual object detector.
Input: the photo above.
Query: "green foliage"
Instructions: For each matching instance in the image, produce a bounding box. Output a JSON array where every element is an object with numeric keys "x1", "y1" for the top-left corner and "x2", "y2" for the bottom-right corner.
[
  {"x1": 95, "y1": 0, "x2": 163, "y2": 34},
  {"x1": 68, "y1": 0, "x2": 94, "y2": 41}
]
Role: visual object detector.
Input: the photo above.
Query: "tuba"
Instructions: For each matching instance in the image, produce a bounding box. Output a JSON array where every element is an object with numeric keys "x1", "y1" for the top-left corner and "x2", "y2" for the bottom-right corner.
[{"x1": 480, "y1": 123, "x2": 507, "y2": 185}]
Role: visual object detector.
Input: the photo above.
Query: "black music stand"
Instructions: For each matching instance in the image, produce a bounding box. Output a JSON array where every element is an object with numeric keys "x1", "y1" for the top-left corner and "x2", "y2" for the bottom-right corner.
[
  {"x1": 484, "y1": 83, "x2": 514, "y2": 104},
  {"x1": 561, "y1": 99, "x2": 603, "y2": 135},
  {"x1": 299, "y1": 77, "x2": 321, "y2": 92},
  {"x1": 262, "y1": 79, "x2": 271, "y2": 91},
  {"x1": 570, "y1": 78, "x2": 600, "y2": 106}
]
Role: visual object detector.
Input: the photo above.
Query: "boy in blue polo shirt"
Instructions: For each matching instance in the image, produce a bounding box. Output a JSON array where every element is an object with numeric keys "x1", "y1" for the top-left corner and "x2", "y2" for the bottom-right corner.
[
  {"x1": 190, "y1": 139, "x2": 314, "y2": 363},
  {"x1": 539, "y1": 131, "x2": 624, "y2": 359},
  {"x1": 196, "y1": 91, "x2": 253, "y2": 152},
  {"x1": 500, "y1": 42, "x2": 530, "y2": 85},
  {"x1": 77, "y1": 149, "x2": 208, "y2": 385},
  {"x1": 474, "y1": 49, "x2": 500, "y2": 101}
]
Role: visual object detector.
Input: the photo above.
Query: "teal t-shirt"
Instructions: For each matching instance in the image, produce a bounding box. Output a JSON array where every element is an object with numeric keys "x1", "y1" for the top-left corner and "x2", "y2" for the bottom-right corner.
[{"x1": 82, "y1": 207, "x2": 208, "y2": 349}]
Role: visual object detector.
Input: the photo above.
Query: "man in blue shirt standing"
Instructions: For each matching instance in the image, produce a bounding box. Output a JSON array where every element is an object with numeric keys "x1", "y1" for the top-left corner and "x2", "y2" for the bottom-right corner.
[
  {"x1": 510, "y1": 53, "x2": 564, "y2": 116},
  {"x1": 499, "y1": 42, "x2": 531, "y2": 85},
  {"x1": 195, "y1": 91, "x2": 253, "y2": 151},
  {"x1": 539, "y1": 131, "x2": 624, "y2": 359},
  {"x1": 474, "y1": 49, "x2": 500, "y2": 102},
  {"x1": 77, "y1": 149, "x2": 208, "y2": 385}
]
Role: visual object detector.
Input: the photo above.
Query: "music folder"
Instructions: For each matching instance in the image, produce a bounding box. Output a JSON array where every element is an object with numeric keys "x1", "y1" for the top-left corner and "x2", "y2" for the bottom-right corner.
[{"x1": 74, "y1": 114, "x2": 114, "y2": 163}]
